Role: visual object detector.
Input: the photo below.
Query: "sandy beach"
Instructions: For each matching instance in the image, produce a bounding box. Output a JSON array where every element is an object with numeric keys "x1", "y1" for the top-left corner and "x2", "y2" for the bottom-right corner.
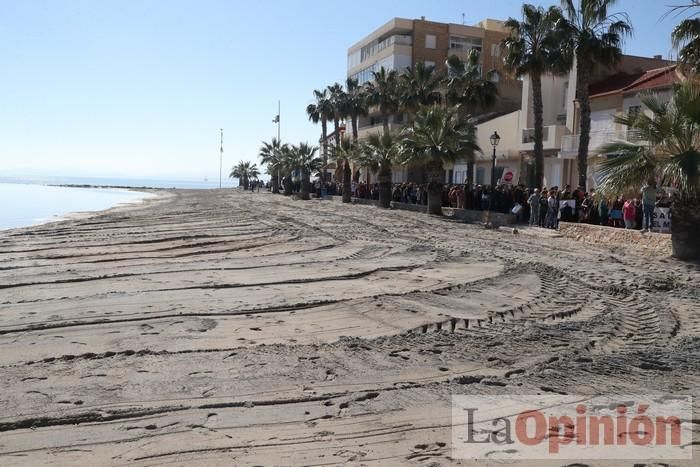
[{"x1": 0, "y1": 189, "x2": 698, "y2": 466}]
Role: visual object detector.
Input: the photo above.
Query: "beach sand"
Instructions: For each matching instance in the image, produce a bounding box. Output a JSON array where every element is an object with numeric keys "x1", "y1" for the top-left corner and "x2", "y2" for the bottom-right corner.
[{"x1": 0, "y1": 189, "x2": 698, "y2": 466}]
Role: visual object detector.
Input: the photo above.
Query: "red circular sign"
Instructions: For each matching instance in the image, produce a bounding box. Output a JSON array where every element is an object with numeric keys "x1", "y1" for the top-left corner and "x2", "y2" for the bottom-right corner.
[{"x1": 503, "y1": 171, "x2": 514, "y2": 182}]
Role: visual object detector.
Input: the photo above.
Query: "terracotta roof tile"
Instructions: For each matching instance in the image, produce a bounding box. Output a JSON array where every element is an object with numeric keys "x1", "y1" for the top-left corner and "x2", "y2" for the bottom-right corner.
[{"x1": 589, "y1": 65, "x2": 679, "y2": 99}]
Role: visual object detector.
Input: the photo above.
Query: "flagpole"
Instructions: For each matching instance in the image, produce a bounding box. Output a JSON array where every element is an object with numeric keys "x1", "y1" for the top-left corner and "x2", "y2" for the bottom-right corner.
[
  {"x1": 277, "y1": 101, "x2": 281, "y2": 192},
  {"x1": 219, "y1": 128, "x2": 223, "y2": 189}
]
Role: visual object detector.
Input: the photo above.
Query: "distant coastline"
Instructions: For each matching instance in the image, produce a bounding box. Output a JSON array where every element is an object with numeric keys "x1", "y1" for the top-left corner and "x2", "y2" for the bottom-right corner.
[
  {"x1": 0, "y1": 175, "x2": 239, "y2": 190},
  {"x1": 49, "y1": 184, "x2": 161, "y2": 190}
]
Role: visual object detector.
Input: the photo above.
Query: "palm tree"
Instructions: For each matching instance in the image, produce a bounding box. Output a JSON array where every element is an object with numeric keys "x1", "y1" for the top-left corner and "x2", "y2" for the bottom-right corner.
[
  {"x1": 278, "y1": 145, "x2": 295, "y2": 196},
  {"x1": 401, "y1": 105, "x2": 481, "y2": 215},
  {"x1": 229, "y1": 161, "x2": 260, "y2": 190},
  {"x1": 332, "y1": 137, "x2": 361, "y2": 203},
  {"x1": 327, "y1": 83, "x2": 346, "y2": 147},
  {"x1": 671, "y1": 11, "x2": 700, "y2": 73},
  {"x1": 307, "y1": 89, "x2": 334, "y2": 165},
  {"x1": 445, "y1": 50, "x2": 500, "y2": 187},
  {"x1": 445, "y1": 51, "x2": 499, "y2": 113},
  {"x1": 365, "y1": 67, "x2": 400, "y2": 132},
  {"x1": 344, "y1": 77, "x2": 369, "y2": 142},
  {"x1": 597, "y1": 80, "x2": 700, "y2": 260},
  {"x1": 503, "y1": 4, "x2": 573, "y2": 189},
  {"x1": 399, "y1": 62, "x2": 443, "y2": 124},
  {"x1": 562, "y1": 0, "x2": 633, "y2": 190},
  {"x1": 358, "y1": 132, "x2": 404, "y2": 208},
  {"x1": 287, "y1": 143, "x2": 324, "y2": 200},
  {"x1": 258, "y1": 138, "x2": 285, "y2": 194}
]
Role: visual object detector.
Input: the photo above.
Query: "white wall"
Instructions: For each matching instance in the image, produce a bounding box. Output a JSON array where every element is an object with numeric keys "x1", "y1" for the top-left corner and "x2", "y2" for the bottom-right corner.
[
  {"x1": 520, "y1": 72, "x2": 573, "y2": 131},
  {"x1": 476, "y1": 110, "x2": 522, "y2": 162}
]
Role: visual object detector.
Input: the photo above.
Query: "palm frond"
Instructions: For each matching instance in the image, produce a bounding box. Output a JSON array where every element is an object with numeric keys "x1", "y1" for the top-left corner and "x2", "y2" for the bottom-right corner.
[{"x1": 596, "y1": 142, "x2": 658, "y2": 197}]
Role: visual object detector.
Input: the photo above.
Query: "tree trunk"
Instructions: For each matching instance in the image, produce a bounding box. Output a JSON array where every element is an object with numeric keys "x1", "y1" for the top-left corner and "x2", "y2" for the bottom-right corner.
[
  {"x1": 300, "y1": 170, "x2": 311, "y2": 200},
  {"x1": 466, "y1": 160, "x2": 474, "y2": 188},
  {"x1": 334, "y1": 118, "x2": 340, "y2": 147},
  {"x1": 342, "y1": 159, "x2": 352, "y2": 203},
  {"x1": 321, "y1": 119, "x2": 328, "y2": 178},
  {"x1": 243, "y1": 176, "x2": 249, "y2": 190},
  {"x1": 282, "y1": 176, "x2": 292, "y2": 196},
  {"x1": 382, "y1": 113, "x2": 389, "y2": 133},
  {"x1": 378, "y1": 167, "x2": 392, "y2": 208},
  {"x1": 532, "y1": 73, "x2": 545, "y2": 190},
  {"x1": 426, "y1": 158, "x2": 445, "y2": 215},
  {"x1": 671, "y1": 195, "x2": 700, "y2": 261},
  {"x1": 271, "y1": 174, "x2": 280, "y2": 194},
  {"x1": 576, "y1": 61, "x2": 592, "y2": 191},
  {"x1": 351, "y1": 112, "x2": 358, "y2": 142}
]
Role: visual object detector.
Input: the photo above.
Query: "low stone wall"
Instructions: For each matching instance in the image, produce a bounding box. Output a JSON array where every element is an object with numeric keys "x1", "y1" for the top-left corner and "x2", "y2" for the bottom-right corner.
[
  {"x1": 323, "y1": 196, "x2": 516, "y2": 223},
  {"x1": 558, "y1": 222, "x2": 672, "y2": 256},
  {"x1": 443, "y1": 208, "x2": 517, "y2": 226},
  {"x1": 390, "y1": 201, "x2": 427, "y2": 213}
]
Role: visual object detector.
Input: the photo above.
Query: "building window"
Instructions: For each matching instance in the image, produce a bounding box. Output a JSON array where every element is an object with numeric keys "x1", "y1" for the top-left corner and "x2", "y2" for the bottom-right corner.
[
  {"x1": 628, "y1": 105, "x2": 642, "y2": 119},
  {"x1": 490, "y1": 43, "x2": 501, "y2": 57},
  {"x1": 476, "y1": 167, "x2": 485, "y2": 185},
  {"x1": 425, "y1": 34, "x2": 436, "y2": 49},
  {"x1": 424, "y1": 60, "x2": 436, "y2": 68}
]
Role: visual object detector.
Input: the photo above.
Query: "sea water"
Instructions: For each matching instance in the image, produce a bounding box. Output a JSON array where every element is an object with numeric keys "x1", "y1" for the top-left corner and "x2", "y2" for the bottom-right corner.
[{"x1": 0, "y1": 183, "x2": 154, "y2": 230}]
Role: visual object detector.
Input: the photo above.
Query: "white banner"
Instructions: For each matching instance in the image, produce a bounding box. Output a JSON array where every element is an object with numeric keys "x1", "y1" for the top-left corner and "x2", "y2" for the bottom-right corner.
[{"x1": 653, "y1": 207, "x2": 671, "y2": 234}]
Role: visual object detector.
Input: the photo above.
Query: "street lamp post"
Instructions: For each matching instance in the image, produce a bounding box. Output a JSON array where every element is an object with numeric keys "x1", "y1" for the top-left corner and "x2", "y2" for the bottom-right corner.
[
  {"x1": 490, "y1": 131, "x2": 500, "y2": 189},
  {"x1": 490, "y1": 131, "x2": 500, "y2": 211}
]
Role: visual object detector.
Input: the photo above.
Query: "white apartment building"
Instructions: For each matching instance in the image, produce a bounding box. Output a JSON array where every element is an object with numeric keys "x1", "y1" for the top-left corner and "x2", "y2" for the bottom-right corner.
[{"x1": 450, "y1": 54, "x2": 673, "y2": 189}]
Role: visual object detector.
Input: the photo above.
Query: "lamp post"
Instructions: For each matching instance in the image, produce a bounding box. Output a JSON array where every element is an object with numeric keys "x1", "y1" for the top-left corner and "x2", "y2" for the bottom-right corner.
[
  {"x1": 490, "y1": 131, "x2": 500, "y2": 211},
  {"x1": 490, "y1": 131, "x2": 500, "y2": 189}
]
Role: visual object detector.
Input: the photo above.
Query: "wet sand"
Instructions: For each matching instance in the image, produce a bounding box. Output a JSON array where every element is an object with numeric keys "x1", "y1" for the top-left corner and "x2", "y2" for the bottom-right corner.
[{"x1": 1, "y1": 189, "x2": 698, "y2": 466}]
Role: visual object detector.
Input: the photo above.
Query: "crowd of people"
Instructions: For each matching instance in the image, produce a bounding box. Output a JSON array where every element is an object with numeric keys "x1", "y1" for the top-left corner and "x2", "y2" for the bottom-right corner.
[{"x1": 299, "y1": 180, "x2": 670, "y2": 232}]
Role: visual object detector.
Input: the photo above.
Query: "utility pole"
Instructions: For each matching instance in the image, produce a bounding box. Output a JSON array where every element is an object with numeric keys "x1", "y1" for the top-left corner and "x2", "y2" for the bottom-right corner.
[{"x1": 219, "y1": 128, "x2": 224, "y2": 189}]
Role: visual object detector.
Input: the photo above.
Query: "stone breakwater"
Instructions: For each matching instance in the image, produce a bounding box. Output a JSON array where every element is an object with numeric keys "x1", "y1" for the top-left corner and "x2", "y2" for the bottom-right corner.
[{"x1": 0, "y1": 189, "x2": 697, "y2": 466}]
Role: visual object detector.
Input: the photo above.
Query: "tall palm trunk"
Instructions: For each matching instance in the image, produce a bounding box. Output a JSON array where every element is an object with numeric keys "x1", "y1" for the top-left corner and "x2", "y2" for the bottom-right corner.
[
  {"x1": 321, "y1": 119, "x2": 328, "y2": 180},
  {"x1": 382, "y1": 113, "x2": 390, "y2": 133},
  {"x1": 282, "y1": 176, "x2": 293, "y2": 196},
  {"x1": 351, "y1": 112, "x2": 359, "y2": 142},
  {"x1": 342, "y1": 160, "x2": 352, "y2": 203},
  {"x1": 426, "y1": 158, "x2": 444, "y2": 215},
  {"x1": 333, "y1": 118, "x2": 340, "y2": 146},
  {"x1": 466, "y1": 161, "x2": 474, "y2": 188},
  {"x1": 378, "y1": 167, "x2": 392, "y2": 208},
  {"x1": 532, "y1": 73, "x2": 545, "y2": 189},
  {"x1": 300, "y1": 170, "x2": 311, "y2": 200},
  {"x1": 271, "y1": 174, "x2": 280, "y2": 194},
  {"x1": 576, "y1": 62, "x2": 592, "y2": 190},
  {"x1": 671, "y1": 195, "x2": 700, "y2": 260}
]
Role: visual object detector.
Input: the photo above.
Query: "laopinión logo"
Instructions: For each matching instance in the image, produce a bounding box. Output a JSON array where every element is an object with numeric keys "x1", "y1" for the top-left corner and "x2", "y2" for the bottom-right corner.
[{"x1": 451, "y1": 395, "x2": 692, "y2": 460}]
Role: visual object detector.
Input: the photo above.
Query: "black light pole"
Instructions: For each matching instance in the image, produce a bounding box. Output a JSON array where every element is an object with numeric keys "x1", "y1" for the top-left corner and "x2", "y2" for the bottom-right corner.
[{"x1": 490, "y1": 131, "x2": 500, "y2": 211}]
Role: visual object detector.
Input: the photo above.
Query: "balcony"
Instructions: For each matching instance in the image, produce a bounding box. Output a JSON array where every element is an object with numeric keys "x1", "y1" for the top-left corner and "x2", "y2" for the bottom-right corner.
[
  {"x1": 519, "y1": 125, "x2": 569, "y2": 152},
  {"x1": 559, "y1": 129, "x2": 645, "y2": 158}
]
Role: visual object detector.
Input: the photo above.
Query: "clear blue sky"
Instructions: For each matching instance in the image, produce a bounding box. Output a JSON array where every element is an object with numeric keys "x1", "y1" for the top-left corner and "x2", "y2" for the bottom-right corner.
[{"x1": 0, "y1": 0, "x2": 684, "y2": 179}]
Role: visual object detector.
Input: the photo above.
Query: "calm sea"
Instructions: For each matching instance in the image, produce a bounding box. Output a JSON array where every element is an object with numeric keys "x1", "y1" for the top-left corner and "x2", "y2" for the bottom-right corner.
[{"x1": 0, "y1": 176, "x2": 236, "y2": 230}]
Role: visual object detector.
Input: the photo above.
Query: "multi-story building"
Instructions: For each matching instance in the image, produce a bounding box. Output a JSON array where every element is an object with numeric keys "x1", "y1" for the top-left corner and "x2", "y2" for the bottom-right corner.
[
  {"x1": 460, "y1": 54, "x2": 673, "y2": 189},
  {"x1": 346, "y1": 16, "x2": 522, "y2": 184}
]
